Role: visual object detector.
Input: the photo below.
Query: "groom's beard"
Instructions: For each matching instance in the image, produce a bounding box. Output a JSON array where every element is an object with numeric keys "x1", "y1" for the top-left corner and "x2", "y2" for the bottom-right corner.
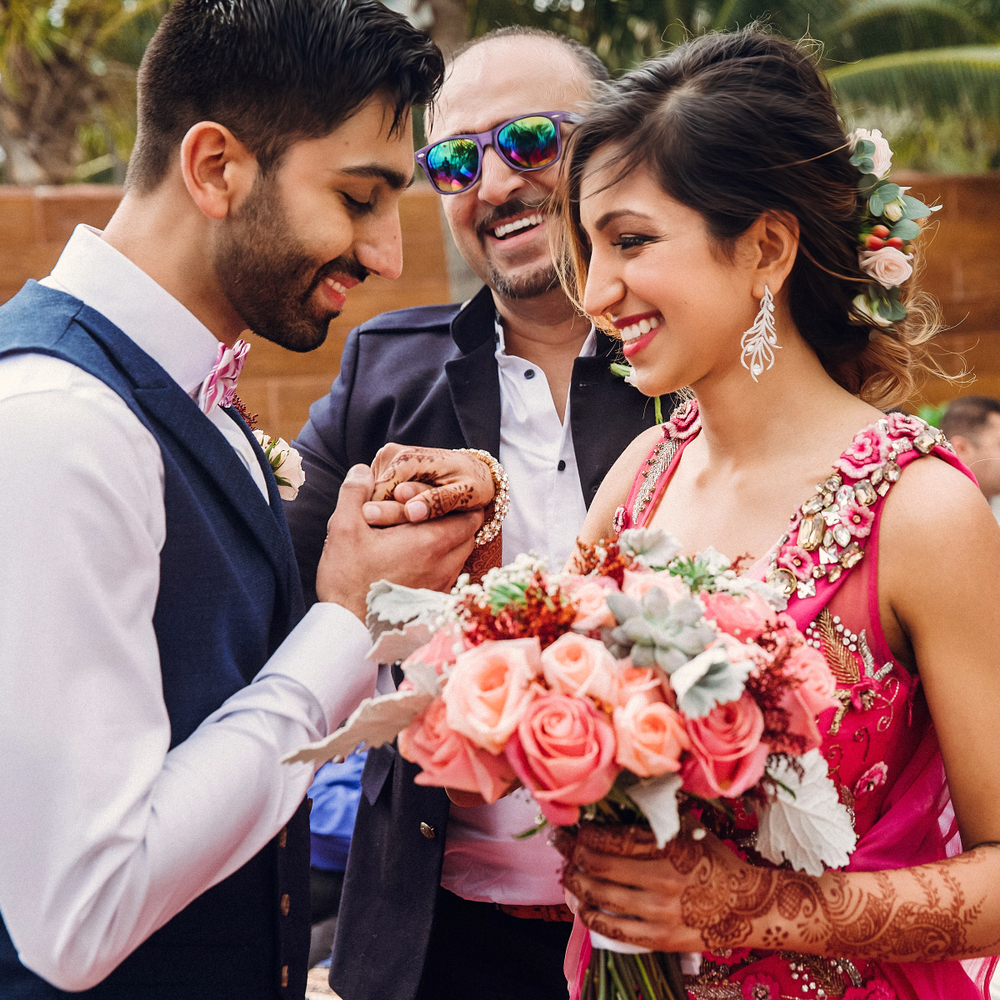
[{"x1": 213, "y1": 174, "x2": 367, "y2": 353}]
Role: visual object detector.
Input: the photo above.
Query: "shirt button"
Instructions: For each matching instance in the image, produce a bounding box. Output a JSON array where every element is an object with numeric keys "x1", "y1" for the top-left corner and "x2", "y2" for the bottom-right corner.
[
  {"x1": 420, "y1": 822, "x2": 436, "y2": 839},
  {"x1": 557, "y1": 460, "x2": 566, "y2": 472},
  {"x1": 524, "y1": 369, "x2": 535, "y2": 380}
]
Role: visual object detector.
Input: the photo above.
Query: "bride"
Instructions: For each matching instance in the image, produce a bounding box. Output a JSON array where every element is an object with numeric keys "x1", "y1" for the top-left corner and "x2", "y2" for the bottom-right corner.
[{"x1": 550, "y1": 26, "x2": 1000, "y2": 1000}]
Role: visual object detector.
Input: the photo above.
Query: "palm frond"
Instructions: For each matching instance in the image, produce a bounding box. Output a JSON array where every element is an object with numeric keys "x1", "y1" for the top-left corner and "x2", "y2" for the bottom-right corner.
[
  {"x1": 827, "y1": 46, "x2": 1000, "y2": 118},
  {"x1": 832, "y1": 0, "x2": 999, "y2": 47}
]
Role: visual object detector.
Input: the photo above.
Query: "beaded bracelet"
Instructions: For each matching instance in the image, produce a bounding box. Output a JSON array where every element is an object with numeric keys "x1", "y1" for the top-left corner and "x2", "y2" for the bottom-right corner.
[{"x1": 458, "y1": 448, "x2": 510, "y2": 547}]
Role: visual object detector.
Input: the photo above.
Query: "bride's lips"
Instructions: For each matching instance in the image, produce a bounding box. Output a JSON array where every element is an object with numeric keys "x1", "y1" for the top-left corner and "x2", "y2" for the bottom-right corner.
[
  {"x1": 317, "y1": 273, "x2": 361, "y2": 311},
  {"x1": 616, "y1": 311, "x2": 664, "y2": 360}
]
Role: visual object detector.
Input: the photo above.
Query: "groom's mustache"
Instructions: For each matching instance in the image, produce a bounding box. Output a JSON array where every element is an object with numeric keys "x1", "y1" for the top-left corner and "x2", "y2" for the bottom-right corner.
[{"x1": 303, "y1": 255, "x2": 370, "y2": 300}]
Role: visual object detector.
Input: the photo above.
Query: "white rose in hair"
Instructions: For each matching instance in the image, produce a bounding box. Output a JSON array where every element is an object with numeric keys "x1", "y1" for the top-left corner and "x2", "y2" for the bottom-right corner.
[
  {"x1": 851, "y1": 127, "x2": 893, "y2": 178},
  {"x1": 859, "y1": 246, "x2": 913, "y2": 289},
  {"x1": 253, "y1": 430, "x2": 307, "y2": 501}
]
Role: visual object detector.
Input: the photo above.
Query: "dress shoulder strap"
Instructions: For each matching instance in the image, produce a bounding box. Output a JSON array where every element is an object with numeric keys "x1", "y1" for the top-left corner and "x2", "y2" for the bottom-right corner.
[
  {"x1": 765, "y1": 412, "x2": 970, "y2": 633},
  {"x1": 613, "y1": 399, "x2": 701, "y2": 534}
]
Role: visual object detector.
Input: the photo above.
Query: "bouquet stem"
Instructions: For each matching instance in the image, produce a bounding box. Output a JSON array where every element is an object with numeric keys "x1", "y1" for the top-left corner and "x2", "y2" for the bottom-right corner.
[{"x1": 581, "y1": 949, "x2": 685, "y2": 1000}]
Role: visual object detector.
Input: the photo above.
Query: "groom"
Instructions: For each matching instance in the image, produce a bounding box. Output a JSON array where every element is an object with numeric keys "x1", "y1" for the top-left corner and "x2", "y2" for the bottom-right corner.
[{"x1": 0, "y1": 2, "x2": 478, "y2": 998}]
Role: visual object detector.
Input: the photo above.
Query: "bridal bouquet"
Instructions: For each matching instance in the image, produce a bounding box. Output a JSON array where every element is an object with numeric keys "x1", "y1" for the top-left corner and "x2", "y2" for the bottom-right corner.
[{"x1": 285, "y1": 528, "x2": 857, "y2": 999}]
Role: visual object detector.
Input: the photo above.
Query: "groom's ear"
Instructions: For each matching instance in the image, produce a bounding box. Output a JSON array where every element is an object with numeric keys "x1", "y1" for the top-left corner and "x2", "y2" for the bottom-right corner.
[{"x1": 179, "y1": 121, "x2": 257, "y2": 221}]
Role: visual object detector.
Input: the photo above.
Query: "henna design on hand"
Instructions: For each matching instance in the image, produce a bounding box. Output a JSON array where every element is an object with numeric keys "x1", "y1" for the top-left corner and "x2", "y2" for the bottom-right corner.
[{"x1": 371, "y1": 447, "x2": 493, "y2": 513}]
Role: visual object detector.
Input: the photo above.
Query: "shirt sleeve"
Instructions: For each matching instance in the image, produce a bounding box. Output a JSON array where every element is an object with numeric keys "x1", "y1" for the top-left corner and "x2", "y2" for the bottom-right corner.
[{"x1": 0, "y1": 356, "x2": 375, "y2": 991}]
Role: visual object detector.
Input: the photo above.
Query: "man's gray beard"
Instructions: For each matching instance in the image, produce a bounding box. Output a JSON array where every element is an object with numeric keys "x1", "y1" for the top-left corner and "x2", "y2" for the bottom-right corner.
[{"x1": 487, "y1": 262, "x2": 560, "y2": 301}]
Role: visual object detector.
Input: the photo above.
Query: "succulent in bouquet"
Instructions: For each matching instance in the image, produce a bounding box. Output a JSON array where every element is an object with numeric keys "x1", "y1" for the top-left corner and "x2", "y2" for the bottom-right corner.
[{"x1": 285, "y1": 528, "x2": 857, "y2": 1000}]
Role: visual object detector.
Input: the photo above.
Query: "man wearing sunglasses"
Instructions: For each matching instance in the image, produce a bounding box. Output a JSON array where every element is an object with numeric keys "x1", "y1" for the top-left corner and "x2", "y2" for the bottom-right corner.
[{"x1": 285, "y1": 26, "x2": 663, "y2": 1000}]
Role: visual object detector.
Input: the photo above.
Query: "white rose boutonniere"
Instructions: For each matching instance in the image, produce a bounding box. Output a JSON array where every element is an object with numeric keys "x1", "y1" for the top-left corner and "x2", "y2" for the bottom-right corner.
[{"x1": 253, "y1": 430, "x2": 306, "y2": 501}]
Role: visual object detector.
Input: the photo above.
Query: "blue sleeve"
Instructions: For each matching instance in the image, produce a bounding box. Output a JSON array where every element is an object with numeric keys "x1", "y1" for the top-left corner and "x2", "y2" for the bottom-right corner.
[{"x1": 307, "y1": 750, "x2": 367, "y2": 872}]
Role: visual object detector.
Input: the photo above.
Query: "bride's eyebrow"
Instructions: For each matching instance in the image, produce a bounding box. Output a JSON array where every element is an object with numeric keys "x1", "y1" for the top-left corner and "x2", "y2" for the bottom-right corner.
[{"x1": 593, "y1": 208, "x2": 654, "y2": 231}]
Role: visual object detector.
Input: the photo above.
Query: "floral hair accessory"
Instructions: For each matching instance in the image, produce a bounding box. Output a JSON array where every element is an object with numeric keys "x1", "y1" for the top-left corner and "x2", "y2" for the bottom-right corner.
[{"x1": 848, "y1": 127, "x2": 938, "y2": 328}]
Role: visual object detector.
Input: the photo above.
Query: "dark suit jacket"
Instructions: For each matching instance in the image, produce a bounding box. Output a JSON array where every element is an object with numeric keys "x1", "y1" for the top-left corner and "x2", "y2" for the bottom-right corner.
[{"x1": 285, "y1": 284, "x2": 663, "y2": 1000}]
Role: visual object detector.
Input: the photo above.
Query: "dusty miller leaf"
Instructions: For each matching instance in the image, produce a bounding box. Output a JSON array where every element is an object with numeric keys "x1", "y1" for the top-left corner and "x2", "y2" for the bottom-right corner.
[
  {"x1": 281, "y1": 689, "x2": 433, "y2": 767},
  {"x1": 756, "y1": 750, "x2": 857, "y2": 876}
]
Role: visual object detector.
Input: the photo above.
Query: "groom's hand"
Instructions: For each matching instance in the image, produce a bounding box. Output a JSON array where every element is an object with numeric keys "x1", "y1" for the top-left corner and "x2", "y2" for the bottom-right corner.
[
  {"x1": 317, "y1": 464, "x2": 483, "y2": 620},
  {"x1": 363, "y1": 443, "x2": 494, "y2": 526}
]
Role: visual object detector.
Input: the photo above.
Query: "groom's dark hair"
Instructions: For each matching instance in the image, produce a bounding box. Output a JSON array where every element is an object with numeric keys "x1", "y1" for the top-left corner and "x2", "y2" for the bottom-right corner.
[{"x1": 127, "y1": 0, "x2": 444, "y2": 192}]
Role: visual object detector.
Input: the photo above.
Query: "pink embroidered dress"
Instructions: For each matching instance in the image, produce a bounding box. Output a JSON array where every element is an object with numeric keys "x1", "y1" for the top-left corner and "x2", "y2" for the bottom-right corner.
[{"x1": 585, "y1": 399, "x2": 997, "y2": 1000}]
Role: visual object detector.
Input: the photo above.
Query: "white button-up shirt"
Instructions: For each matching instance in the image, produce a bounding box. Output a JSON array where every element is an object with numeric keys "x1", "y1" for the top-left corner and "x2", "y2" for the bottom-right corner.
[{"x1": 0, "y1": 226, "x2": 373, "y2": 991}]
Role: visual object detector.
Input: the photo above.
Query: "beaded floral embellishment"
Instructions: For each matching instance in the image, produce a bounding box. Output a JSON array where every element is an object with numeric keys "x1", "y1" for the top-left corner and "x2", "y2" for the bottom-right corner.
[
  {"x1": 613, "y1": 399, "x2": 701, "y2": 534},
  {"x1": 766, "y1": 412, "x2": 952, "y2": 600}
]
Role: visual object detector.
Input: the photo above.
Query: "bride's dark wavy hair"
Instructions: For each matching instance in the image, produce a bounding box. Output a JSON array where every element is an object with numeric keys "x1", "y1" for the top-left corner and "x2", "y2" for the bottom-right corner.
[{"x1": 554, "y1": 27, "x2": 949, "y2": 409}]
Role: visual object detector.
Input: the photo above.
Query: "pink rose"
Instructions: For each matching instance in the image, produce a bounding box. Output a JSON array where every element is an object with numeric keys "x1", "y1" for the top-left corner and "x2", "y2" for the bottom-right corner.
[
  {"x1": 773, "y1": 644, "x2": 839, "y2": 752},
  {"x1": 840, "y1": 500, "x2": 874, "y2": 539},
  {"x1": 613, "y1": 696, "x2": 690, "y2": 777},
  {"x1": 776, "y1": 544, "x2": 813, "y2": 582},
  {"x1": 541, "y1": 632, "x2": 618, "y2": 706},
  {"x1": 505, "y1": 693, "x2": 619, "y2": 826},
  {"x1": 399, "y1": 697, "x2": 517, "y2": 803},
  {"x1": 681, "y1": 694, "x2": 769, "y2": 798},
  {"x1": 566, "y1": 577, "x2": 617, "y2": 632},
  {"x1": 711, "y1": 633, "x2": 773, "y2": 676},
  {"x1": 860, "y1": 247, "x2": 912, "y2": 290},
  {"x1": 885, "y1": 411, "x2": 926, "y2": 439},
  {"x1": 667, "y1": 399, "x2": 700, "y2": 440},
  {"x1": 443, "y1": 638, "x2": 541, "y2": 754},
  {"x1": 613, "y1": 663, "x2": 667, "y2": 708},
  {"x1": 835, "y1": 427, "x2": 887, "y2": 479},
  {"x1": 403, "y1": 625, "x2": 472, "y2": 676},
  {"x1": 622, "y1": 568, "x2": 689, "y2": 604},
  {"x1": 700, "y1": 590, "x2": 776, "y2": 642}
]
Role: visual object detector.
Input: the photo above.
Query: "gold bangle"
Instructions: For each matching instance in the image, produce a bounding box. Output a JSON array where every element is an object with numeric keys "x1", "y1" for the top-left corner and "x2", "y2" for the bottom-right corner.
[{"x1": 458, "y1": 448, "x2": 510, "y2": 547}]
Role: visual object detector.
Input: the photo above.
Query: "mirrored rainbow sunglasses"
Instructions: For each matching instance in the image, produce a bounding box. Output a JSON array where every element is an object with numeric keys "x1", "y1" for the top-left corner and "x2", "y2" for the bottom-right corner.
[{"x1": 415, "y1": 111, "x2": 581, "y2": 195}]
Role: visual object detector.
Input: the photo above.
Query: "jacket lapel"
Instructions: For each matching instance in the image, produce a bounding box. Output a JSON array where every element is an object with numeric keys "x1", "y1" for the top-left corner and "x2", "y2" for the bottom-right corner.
[
  {"x1": 445, "y1": 285, "x2": 502, "y2": 455},
  {"x1": 570, "y1": 330, "x2": 665, "y2": 507}
]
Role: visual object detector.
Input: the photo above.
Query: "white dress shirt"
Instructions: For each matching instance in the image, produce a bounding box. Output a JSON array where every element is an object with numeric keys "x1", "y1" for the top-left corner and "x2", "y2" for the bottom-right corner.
[
  {"x1": 0, "y1": 226, "x2": 374, "y2": 991},
  {"x1": 440, "y1": 319, "x2": 595, "y2": 906}
]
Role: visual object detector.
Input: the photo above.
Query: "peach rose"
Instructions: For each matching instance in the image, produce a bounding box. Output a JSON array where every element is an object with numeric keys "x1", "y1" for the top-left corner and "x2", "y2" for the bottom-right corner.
[
  {"x1": 773, "y1": 644, "x2": 840, "y2": 752},
  {"x1": 681, "y1": 693, "x2": 769, "y2": 798},
  {"x1": 443, "y1": 638, "x2": 541, "y2": 754},
  {"x1": 613, "y1": 663, "x2": 667, "y2": 708},
  {"x1": 567, "y1": 577, "x2": 617, "y2": 632},
  {"x1": 541, "y1": 632, "x2": 618, "y2": 706},
  {"x1": 399, "y1": 697, "x2": 517, "y2": 802},
  {"x1": 614, "y1": 696, "x2": 690, "y2": 777},
  {"x1": 505, "y1": 693, "x2": 619, "y2": 826},
  {"x1": 622, "y1": 568, "x2": 689, "y2": 605},
  {"x1": 700, "y1": 590, "x2": 776, "y2": 642},
  {"x1": 860, "y1": 247, "x2": 913, "y2": 289}
]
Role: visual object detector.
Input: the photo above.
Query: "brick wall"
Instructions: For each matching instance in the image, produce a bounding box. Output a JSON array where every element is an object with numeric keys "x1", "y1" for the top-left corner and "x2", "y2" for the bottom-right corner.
[{"x1": 2, "y1": 175, "x2": 998, "y2": 438}]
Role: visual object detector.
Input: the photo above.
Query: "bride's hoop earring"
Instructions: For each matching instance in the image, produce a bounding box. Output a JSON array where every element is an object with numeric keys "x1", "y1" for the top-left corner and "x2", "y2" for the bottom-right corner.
[{"x1": 740, "y1": 285, "x2": 779, "y2": 381}]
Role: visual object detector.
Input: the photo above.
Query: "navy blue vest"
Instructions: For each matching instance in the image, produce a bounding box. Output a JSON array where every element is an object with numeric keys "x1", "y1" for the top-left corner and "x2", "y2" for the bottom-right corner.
[{"x1": 0, "y1": 282, "x2": 311, "y2": 999}]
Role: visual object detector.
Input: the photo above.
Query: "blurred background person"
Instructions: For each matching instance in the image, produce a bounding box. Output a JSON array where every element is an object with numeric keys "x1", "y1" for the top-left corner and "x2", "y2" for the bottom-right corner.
[{"x1": 941, "y1": 396, "x2": 1000, "y2": 520}]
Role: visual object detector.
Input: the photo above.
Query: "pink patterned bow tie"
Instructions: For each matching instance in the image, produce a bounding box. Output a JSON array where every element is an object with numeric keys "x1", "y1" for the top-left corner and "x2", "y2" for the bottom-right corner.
[{"x1": 198, "y1": 339, "x2": 250, "y2": 415}]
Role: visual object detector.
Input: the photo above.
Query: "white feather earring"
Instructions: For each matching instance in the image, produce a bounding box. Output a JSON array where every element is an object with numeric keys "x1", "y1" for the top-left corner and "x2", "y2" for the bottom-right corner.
[{"x1": 740, "y1": 285, "x2": 779, "y2": 381}]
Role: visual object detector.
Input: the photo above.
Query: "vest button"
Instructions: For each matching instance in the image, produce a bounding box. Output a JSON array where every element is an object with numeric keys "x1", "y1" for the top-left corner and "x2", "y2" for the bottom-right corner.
[
  {"x1": 280, "y1": 893, "x2": 290, "y2": 916},
  {"x1": 278, "y1": 826, "x2": 287, "y2": 848},
  {"x1": 281, "y1": 965, "x2": 289, "y2": 988},
  {"x1": 420, "y1": 822, "x2": 436, "y2": 839}
]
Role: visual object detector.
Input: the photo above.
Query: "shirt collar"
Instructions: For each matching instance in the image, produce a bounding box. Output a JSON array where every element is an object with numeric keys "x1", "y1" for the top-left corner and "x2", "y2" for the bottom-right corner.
[
  {"x1": 493, "y1": 313, "x2": 597, "y2": 366},
  {"x1": 41, "y1": 225, "x2": 223, "y2": 396}
]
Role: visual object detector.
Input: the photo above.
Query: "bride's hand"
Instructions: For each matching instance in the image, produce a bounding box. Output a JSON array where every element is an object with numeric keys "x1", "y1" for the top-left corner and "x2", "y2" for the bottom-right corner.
[
  {"x1": 364, "y1": 444, "x2": 495, "y2": 526},
  {"x1": 557, "y1": 821, "x2": 751, "y2": 953}
]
